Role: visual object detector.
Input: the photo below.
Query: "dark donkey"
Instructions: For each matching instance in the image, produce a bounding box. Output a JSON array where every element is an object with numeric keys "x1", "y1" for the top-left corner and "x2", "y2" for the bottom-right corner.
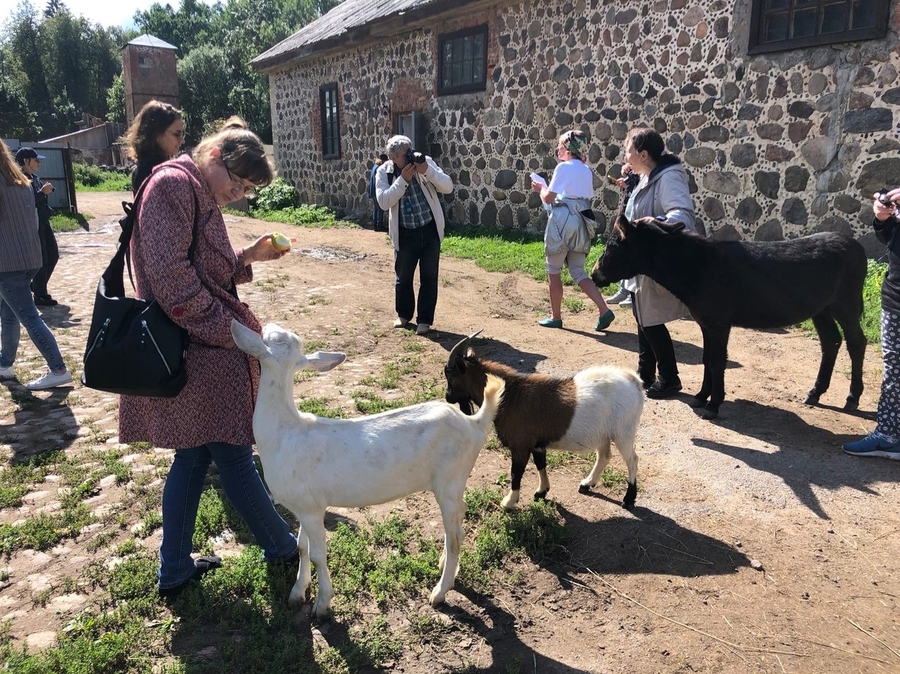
[{"x1": 591, "y1": 214, "x2": 868, "y2": 419}]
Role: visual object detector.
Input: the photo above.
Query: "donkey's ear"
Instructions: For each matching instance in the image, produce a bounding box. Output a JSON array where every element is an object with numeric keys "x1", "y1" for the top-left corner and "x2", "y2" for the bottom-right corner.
[{"x1": 616, "y1": 213, "x2": 635, "y2": 238}]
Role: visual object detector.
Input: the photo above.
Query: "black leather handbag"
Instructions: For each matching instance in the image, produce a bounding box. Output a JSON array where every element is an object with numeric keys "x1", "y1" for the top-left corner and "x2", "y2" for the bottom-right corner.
[{"x1": 81, "y1": 167, "x2": 199, "y2": 397}]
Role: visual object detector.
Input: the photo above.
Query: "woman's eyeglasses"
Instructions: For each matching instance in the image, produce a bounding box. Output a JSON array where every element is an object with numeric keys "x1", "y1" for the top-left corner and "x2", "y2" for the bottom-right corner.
[{"x1": 223, "y1": 162, "x2": 256, "y2": 199}]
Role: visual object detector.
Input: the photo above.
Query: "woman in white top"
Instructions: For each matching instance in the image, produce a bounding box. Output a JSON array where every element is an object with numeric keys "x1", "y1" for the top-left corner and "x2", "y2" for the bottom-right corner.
[{"x1": 531, "y1": 129, "x2": 614, "y2": 331}]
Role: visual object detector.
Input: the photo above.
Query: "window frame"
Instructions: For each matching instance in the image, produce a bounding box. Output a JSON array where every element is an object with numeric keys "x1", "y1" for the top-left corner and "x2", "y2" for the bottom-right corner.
[
  {"x1": 748, "y1": 0, "x2": 891, "y2": 54},
  {"x1": 437, "y1": 24, "x2": 489, "y2": 96},
  {"x1": 319, "y1": 83, "x2": 340, "y2": 160}
]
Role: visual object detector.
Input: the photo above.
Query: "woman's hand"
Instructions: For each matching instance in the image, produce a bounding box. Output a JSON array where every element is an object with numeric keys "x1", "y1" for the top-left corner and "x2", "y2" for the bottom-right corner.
[
  {"x1": 873, "y1": 189, "x2": 900, "y2": 221},
  {"x1": 244, "y1": 234, "x2": 294, "y2": 264}
]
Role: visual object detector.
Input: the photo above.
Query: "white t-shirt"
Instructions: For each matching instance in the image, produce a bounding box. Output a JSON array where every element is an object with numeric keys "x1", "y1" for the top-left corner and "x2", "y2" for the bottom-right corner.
[{"x1": 548, "y1": 159, "x2": 593, "y2": 199}]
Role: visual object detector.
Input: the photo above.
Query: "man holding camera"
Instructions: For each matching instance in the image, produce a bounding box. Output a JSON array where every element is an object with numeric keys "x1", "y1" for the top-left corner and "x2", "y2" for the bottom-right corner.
[
  {"x1": 16, "y1": 147, "x2": 59, "y2": 307},
  {"x1": 375, "y1": 134, "x2": 453, "y2": 335}
]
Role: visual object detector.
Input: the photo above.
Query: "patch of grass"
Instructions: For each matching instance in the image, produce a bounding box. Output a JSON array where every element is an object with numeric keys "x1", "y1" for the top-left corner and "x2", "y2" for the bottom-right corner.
[
  {"x1": 296, "y1": 395, "x2": 346, "y2": 418},
  {"x1": 0, "y1": 504, "x2": 94, "y2": 555},
  {"x1": 351, "y1": 390, "x2": 407, "y2": 415},
  {"x1": 562, "y1": 296, "x2": 585, "y2": 313},
  {"x1": 442, "y1": 225, "x2": 611, "y2": 290},
  {"x1": 193, "y1": 486, "x2": 248, "y2": 552},
  {"x1": 459, "y1": 489, "x2": 568, "y2": 592},
  {"x1": 50, "y1": 211, "x2": 91, "y2": 233},
  {"x1": 250, "y1": 204, "x2": 358, "y2": 229},
  {"x1": 0, "y1": 462, "x2": 48, "y2": 509},
  {"x1": 359, "y1": 356, "x2": 421, "y2": 390}
]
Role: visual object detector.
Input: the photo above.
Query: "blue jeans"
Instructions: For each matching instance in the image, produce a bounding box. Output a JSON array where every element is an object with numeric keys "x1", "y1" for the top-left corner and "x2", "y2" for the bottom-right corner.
[
  {"x1": 159, "y1": 442, "x2": 298, "y2": 589},
  {"x1": 0, "y1": 269, "x2": 65, "y2": 371},
  {"x1": 394, "y1": 220, "x2": 440, "y2": 325}
]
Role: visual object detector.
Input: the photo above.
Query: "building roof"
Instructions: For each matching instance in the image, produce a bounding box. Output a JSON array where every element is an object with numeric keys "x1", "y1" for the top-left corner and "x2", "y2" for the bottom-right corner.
[
  {"x1": 125, "y1": 34, "x2": 178, "y2": 50},
  {"x1": 251, "y1": 0, "x2": 441, "y2": 72}
]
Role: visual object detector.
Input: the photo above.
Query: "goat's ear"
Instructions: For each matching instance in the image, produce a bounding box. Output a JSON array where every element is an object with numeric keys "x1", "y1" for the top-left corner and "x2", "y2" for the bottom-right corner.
[
  {"x1": 304, "y1": 351, "x2": 345, "y2": 372},
  {"x1": 231, "y1": 320, "x2": 268, "y2": 359}
]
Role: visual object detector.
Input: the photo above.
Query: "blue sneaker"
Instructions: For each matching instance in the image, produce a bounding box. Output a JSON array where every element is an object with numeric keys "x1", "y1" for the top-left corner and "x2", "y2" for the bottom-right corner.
[{"x1": 843, "y1": 433, "x2": 900, "y2": 460}]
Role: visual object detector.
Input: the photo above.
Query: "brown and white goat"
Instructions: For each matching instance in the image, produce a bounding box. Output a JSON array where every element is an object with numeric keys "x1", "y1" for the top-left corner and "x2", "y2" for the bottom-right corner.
[{"x1": 444, "y1": 332, "x2": 644, "y2": 510}]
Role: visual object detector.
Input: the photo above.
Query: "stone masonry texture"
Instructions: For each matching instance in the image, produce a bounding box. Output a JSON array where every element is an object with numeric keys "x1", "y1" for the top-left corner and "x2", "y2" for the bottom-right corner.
[{"x1": 265, "y1": 0, "x2": 900, "y2": 255}]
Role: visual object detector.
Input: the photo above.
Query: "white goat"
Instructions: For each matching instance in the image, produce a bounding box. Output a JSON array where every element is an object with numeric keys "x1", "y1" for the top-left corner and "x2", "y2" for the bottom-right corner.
[{"x1": 231, "y1": 320, "x2": 504, "y2": 619}]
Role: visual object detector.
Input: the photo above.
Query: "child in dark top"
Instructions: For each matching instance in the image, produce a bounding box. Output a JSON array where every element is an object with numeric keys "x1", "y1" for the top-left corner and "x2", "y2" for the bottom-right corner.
[{"x1": 843, "y1": 188, "x2": 900, "y2": 460}]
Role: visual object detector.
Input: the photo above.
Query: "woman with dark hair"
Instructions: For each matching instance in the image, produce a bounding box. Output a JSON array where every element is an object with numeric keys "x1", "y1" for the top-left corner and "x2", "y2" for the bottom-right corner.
[
  {"x1": 118, "y1": 118, "x2": 298, "y2": 598},
  {"x1": 532, "y1": 129, "x2": 614, "y2": 331},
  {"x1": 622, "y1": 127, "x2": 696, "y2": 398},
  {"x1": 125, "y1": 100, "x2": 185, "y2": 193},
  {"x1": 0, "y1": 143, "x2": 72, "y2": 390}
]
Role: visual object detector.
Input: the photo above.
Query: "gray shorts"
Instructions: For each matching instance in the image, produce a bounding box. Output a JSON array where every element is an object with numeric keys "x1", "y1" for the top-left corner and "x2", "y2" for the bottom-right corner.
[{"x1": 545, "y1": 250, "x2": 588, "y2": 283}]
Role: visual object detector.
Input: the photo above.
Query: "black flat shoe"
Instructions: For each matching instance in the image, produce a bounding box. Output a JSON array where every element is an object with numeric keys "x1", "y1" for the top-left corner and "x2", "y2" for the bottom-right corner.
[
  {"x1": 34, "y1": 295, "x2": 58, "y2": 307},
  {"x1": 159, "y1": 555, "x2": 222, "y2": 600},
  {"x1": 645, "y1": 379, "x2": 682, "y2": 399}
]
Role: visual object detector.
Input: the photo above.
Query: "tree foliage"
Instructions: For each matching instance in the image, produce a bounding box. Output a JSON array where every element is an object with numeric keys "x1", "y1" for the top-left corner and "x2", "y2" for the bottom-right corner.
[{"x1": 1, "y1": 0, "x2": 335, "y2": 142}]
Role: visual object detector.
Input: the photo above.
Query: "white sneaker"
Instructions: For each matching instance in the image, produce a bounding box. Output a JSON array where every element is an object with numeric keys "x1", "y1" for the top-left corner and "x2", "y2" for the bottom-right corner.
[
  {"x1": 606, "y1": 286, "x2": 631, "y2": 304},
  {"x1": 415, "y1": 323, "x2": 431, "y2": 335},
  {"x1": 0, "y1": 365, "x2": 14, "y2": 380},
  {"x1": 393, "y1": 317, "x2": 411, "y2": 328},
  {"x1": 26, "y1": 370, "x2": 73, "y2": 390},
  {"x1": 619, "y1": 296, "x2": 633, "y2": 307}
]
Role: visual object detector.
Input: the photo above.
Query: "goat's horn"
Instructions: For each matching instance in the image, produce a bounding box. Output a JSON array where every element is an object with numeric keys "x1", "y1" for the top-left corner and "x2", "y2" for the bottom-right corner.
[{"x1": 448, "y1": 329, "x2": 483, "y2": 364}]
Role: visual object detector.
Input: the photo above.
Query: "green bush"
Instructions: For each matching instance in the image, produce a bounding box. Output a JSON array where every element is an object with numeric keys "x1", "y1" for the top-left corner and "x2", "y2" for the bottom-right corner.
[
  {"x1": 863, "y1": 259, "x2": 887, "y2": 344},
  {"x1": 72, "y1": 163, "x2": 130, "y2": 192},
  {"x1": 251, "y1": 177, "x2": 297, "y2": 212},
  {"x1": 72, "y1": 162, "x2": 103, "y2": 186}
]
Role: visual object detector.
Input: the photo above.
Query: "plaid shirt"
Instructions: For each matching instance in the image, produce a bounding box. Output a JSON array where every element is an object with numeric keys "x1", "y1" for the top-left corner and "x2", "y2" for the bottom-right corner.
[{"x1": 399, "y1": 176, "x2": 433, "y2": 229}]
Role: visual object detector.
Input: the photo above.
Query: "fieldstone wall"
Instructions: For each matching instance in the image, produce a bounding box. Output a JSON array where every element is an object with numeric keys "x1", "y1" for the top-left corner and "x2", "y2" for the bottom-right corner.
[{"x1": 267, "y1": 0, "x2": 900, "y2": 254}]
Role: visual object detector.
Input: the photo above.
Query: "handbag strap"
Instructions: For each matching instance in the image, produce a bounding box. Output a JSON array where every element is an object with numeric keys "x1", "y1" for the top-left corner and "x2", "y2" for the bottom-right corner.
[{"x1": 118, "y1": 163, "x2": 202, "y2": 292}]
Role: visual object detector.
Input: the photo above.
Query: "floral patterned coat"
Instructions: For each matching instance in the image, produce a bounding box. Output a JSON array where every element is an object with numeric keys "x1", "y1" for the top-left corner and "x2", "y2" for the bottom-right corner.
[{"x1": 118, "y1": 155, "x2": 262, "y2": 449}]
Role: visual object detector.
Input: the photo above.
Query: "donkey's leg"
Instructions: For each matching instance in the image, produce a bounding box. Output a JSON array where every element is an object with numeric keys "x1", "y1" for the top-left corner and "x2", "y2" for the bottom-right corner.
[
  {"x1": 805, "y1": 311, "x2": 842, "y2": 405},
  {"x1": 834, "y1": 308, "x2": 866, "y2": 409},
  {"x1": 691, "y1": 325, "x2": 713, "y2": 408},
  {"x1": 701, "y1": 325, "x2": 731, "y2": 419}
]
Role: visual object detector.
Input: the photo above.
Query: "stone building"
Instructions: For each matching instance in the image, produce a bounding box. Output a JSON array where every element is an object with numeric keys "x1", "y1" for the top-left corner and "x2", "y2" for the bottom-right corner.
[{"x1": 253, "y1": 0, "x2": 898, "y2": 253}]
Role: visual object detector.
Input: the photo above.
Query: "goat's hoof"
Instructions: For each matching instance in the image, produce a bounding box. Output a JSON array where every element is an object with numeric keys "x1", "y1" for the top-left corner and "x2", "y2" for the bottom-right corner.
[
  {"x1": 844, "y1": 397, "x2": 859, "y2": 411},
  {"x1": 803, "y1": 392, "x2": 821, "y2": 405},
  {"x1": 533, "y1": 490, "x2": 548, "y2": 501},
  {"x1": 578, "y1": 483, "x2": 592, "y2": 494},
  {"x1": 688, "y1": 396, "x2": 708, "y2": 409},
  {"x1": 311, "y1": 598, "x2": 333, "y2": 621},
  {"x1": 621, "y1": 499, "x2": 635, "y2": 511},
  {"x1": 429, "y1": 588, "x2": 447, "y2": 607}
]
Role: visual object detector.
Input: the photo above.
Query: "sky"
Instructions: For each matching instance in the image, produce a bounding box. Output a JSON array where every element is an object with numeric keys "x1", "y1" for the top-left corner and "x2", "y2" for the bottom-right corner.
[{"x1": 1, "y1": 0, "x2": 219, "y2": 30}]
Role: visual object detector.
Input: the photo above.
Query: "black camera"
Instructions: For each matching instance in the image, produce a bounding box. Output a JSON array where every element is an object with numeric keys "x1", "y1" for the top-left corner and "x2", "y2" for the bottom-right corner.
[
  {"x1": 405, "y1": 148, "x2": 427, "y2": 165},
  {"x1": 877, "y1": 188, "x2": 894, "y2": 207}
]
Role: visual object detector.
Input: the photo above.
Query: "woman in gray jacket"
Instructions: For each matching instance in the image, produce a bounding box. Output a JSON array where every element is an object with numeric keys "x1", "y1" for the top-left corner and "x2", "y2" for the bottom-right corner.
[
  {"x1": 622, "y1": 128, "x2": 696, "y2": 398},
  {"x1": 0, "y1": 143, "x2": 71, "y2": 390}
]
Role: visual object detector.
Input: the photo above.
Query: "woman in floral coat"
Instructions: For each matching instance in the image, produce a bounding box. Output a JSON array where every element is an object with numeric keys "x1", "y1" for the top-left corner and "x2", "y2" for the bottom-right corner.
[{"x1": 118, "y1": 119, "x2": 298, "y2": 598}]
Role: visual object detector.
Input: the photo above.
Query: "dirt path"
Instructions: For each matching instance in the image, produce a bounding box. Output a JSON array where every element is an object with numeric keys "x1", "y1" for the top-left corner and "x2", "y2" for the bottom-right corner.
[{"x1": 1, "y1": 191, "x2": 898, "y2": 673}]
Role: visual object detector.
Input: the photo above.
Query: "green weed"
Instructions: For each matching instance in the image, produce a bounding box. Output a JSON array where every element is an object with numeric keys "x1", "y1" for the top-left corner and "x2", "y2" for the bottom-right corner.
[{"x1": 50, "y1": 211, "x2": 90, "y2": 233}]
